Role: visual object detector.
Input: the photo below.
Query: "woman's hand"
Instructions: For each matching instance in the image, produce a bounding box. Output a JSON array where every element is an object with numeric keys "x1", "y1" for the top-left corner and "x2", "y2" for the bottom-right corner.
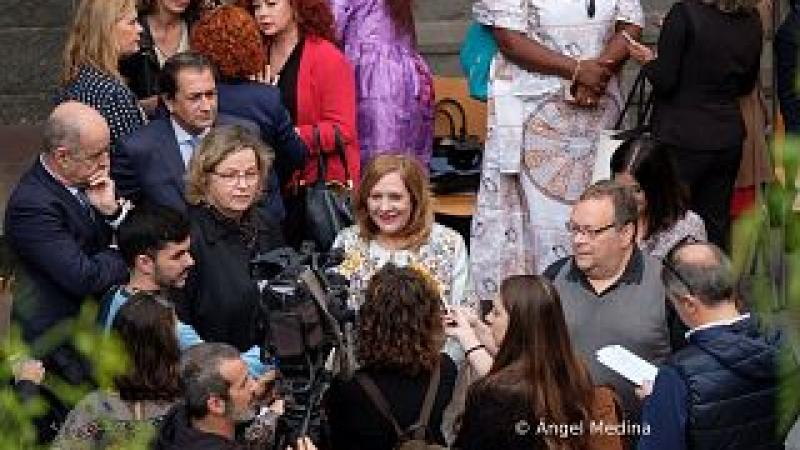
[
  {"x1": 626, "y1": 39, "x2": 656, "y2": 64},
  {"x1": 251, "y1": 64, "x2": 280, "y2": 86},
  {"x1": 572, "y1": 83, "x2": 601, "y2": 108},
  {"x1": 443, "y1": 307, "x2": 481, "y2": 349},
  {"x1": 575, "y1": 58, "x2": 614, "y2": 94}
]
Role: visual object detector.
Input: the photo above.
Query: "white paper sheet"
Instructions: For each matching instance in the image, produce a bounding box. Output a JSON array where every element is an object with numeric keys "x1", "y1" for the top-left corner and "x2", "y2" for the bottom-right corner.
[{"x1": 596, "y1": 344, "x2": 659, "y2": 386}]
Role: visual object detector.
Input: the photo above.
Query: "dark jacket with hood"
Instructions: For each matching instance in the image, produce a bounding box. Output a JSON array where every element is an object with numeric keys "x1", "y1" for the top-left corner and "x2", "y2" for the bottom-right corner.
[
  {"x1": 666, "y1": 316, "x2": 798, "y2": 449},
  {"x1": 154, "y1": 403, "x2": 243, "y2": 450}
]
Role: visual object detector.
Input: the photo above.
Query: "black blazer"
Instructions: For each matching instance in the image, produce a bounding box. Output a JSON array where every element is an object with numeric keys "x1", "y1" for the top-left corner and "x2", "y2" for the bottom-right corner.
[
  {"x1": 217, "y1": 81, "x2": 308, "y2": 183},
  {"x1": 644, "y1": 0, "x2": 762, "y2": 151},
  {"x1": 113, "y1": 114, "x2": 286, "y2": 219},
  {"x1": 180, "y1": 205, "x2": 285, "y2": 351},
  {"x1": 4, "y1": 159, "x2": 128, "y2": 382}
]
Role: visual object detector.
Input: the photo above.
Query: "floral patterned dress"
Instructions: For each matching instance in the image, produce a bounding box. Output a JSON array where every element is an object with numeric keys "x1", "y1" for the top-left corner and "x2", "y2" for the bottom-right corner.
[
  {"x1": 469, "y1": 0, "x2": 644, "y2": 301},
  {"x1": 333, "y1": 223, "x2": 471, "y2": 309}
]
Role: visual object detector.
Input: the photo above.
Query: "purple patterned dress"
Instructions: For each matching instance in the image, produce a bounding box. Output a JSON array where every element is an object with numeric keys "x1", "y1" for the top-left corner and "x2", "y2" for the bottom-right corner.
[{"x1": 329, "y1": 0, "x2": 434, "y2": 167}]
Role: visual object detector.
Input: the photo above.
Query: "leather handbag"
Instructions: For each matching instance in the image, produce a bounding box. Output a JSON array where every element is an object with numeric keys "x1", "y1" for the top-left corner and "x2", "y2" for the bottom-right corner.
[
  {"x1": 592, "y1": 70, "x2": 654, "y2": 182},
  {"x1": 304, "y1": 126, "x2": 354, "y2": 251},
  {"x1": 430, "y1": 98, "x2": 483, "y2": 194},
  {"x1": 460, "y1": 21, "x2": 497, "y2": 102}
]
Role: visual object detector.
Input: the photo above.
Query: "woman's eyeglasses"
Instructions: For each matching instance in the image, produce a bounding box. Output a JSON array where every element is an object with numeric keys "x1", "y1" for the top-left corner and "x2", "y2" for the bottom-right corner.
[{"x1": 211, "y1": 170, "x2": 261, "y2": 186}]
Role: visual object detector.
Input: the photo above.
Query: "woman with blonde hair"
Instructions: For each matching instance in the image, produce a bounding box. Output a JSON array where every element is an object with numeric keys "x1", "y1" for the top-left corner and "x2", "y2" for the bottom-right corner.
[
  {"x1": 119, "y1": 0, "x2": 206, "y2": 114},
  {"x1": 332, "y1": 154, "x2": 469, "y2": 310},
  {"x1": 182, "y1": 124, "x2": 286, "y2": 352},
  {"x1": 56, "y1": 0, "x2": 146, "y2": 150}
]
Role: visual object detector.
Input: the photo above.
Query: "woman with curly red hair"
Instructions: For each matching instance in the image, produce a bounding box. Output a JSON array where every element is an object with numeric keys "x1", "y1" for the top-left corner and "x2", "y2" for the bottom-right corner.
[
  {"x1": 329, "y1": 0, "x2": 434, "y2": 168},
  {"x1": 190, "y1": 5, "x2": 308, "y2": 200},
  {"x1": 236, "y1": 0, "x2": 360, "y2": 246}
]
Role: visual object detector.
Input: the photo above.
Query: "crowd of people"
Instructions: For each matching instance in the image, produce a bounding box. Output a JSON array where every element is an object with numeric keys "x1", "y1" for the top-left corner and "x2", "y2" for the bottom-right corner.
[{"x1": 3, "y1": 0, "x2": 800, "y2": 449}]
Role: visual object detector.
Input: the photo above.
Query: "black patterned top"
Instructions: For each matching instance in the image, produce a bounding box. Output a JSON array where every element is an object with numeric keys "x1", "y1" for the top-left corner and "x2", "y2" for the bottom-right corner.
[{"x1": 55, "y1": 65, "x2": 146, "y2": 150}]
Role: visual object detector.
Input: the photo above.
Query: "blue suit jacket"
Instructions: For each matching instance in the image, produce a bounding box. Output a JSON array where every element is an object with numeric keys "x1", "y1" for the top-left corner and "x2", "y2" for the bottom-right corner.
[
  {"x1": 4, "y1": 158, "x2": 128, "y2": 382},
  {"x1": 217, "y1": 81, "x2": 308, "y2": 182},
  {"x1": 113, "y1": 114, "x2": 286, "y2": 219}
]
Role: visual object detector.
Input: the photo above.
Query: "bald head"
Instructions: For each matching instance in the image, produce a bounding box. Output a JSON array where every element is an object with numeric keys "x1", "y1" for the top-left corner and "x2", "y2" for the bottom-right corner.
[
  {"x1": 45, "y1": 102, "x2": 111, "y2": 186},
  {"x1": 664, "y1": 242, "x2": 735, "y2": 307},
  {"x1": 45, "y1": 101, "x2": 110, "y2": 156}
]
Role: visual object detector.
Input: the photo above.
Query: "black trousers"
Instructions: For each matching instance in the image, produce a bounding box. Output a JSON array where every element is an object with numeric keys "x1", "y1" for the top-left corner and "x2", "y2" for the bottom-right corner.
[{"x1": 665, "y1": 144, "x2": 743, "y2": 250}]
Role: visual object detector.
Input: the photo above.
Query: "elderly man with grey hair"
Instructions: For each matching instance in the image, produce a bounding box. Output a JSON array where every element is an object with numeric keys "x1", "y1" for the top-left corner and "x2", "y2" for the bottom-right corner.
[
  {"x1": 637, "y1": 241, "x2": 800, "y2": 450},
  {"x1": 4, "y1": 101, "x2": 129, "y2": 385}
]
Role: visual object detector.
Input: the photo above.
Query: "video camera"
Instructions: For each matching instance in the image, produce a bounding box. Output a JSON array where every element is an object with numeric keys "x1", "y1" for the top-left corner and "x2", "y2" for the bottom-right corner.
[{"x1": 250, "y1": 244, "x2": 356, "y2": 449}]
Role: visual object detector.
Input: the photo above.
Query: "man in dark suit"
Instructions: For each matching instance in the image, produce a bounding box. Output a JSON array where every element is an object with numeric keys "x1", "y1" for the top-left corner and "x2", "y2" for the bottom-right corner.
[
  {"x1": 5, "y1": 101, "x2": 129, "y2": 385},
  {"x1": 113, "y1": 52, "x2": 287, "y2": 219}
]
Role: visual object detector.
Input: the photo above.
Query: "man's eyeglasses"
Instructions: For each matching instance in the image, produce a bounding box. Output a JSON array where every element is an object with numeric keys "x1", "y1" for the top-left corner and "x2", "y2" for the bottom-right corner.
[
  {"x1": 211, "y1": 170, "x2": 260, "y2": 186},
  {"x1": 565, "y1": 221, "x2": 615, "y2": 239}
]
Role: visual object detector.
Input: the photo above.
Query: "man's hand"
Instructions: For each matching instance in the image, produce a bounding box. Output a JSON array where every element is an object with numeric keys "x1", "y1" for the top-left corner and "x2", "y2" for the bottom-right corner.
[
  {"x1": 85, "y1": 171, "x2": 118, "y2": 216},
  {"x1": 291, "y1": 437, "x2": 317, "y2": 450},
  {"x1": 254, "y1": 369, "x2": 279, "y2": 402},
  {"x1": 13, "y1": 359, "x2": 45, "y2": 385}
]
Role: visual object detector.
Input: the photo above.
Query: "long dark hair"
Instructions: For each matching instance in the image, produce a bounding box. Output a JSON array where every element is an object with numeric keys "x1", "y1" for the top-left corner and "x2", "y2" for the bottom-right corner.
[
  {"x1": 112, "y1": 293, "x2": 181, "y2": 402},
  {"x1": 481, "y1": 275, "x2": 594, "y2": 450},
  {"x1": 610, "y1": 135, "x2": 690, "y2": 239}
]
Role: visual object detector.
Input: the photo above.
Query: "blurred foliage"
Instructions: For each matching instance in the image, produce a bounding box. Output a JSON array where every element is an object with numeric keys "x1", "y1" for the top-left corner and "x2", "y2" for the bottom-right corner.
[
  {"x1": 0, "y1": 300, "x2": 157, "y2": 450},
  {"x1": 732, "y1": 134, "x2": 800, "y2": 434}
]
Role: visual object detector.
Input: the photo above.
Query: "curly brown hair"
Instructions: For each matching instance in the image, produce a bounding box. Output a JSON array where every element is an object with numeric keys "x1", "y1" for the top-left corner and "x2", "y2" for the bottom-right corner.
[
  {"x1": 235, "y1": 0, "x2": 335, "y2": 43},
  {"x1": 189, "y1": 5, "x2": 266, "y2": 80},
  {"x1": 357, "y1": 264, "x2": 444, "y2": 376}
]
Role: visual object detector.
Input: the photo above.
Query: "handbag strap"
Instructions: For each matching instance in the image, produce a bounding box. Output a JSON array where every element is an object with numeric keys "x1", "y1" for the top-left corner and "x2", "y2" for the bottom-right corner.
[
  {"x1": 436, "y1": 98, "x2": 467, "y2": 139},
  {"x1": 613, "y1": 70, "x2": 654, "y2": 131},
  {"x1": 355, "y1": 364, "x2": 441, "y2": 441},
  {"x1": 312, "y1": 125, "x2": 351, "y2": 185}
]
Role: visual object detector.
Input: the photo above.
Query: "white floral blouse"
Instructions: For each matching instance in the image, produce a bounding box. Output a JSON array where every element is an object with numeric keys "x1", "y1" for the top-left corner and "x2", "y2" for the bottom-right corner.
[{"x1": 332, "y1": 223, "x2": 471, "y2": 309}]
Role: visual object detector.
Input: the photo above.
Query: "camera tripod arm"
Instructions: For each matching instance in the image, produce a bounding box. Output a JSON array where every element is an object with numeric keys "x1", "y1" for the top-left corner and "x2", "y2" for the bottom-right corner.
[{"x1": 298, "y1": 269, "x2": 355, "y2": 378}]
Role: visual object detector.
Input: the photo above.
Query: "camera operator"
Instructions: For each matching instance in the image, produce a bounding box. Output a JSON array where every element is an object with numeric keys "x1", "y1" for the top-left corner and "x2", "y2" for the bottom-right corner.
[{"x1": 155, "y1": 342, "x2": 315, "y2": 450}]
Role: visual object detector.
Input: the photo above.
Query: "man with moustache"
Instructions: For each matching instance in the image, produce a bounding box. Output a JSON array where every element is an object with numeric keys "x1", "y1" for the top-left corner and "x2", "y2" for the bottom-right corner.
[{"x1": 154, "y1": 343, "x2": 260, "y2": 450}]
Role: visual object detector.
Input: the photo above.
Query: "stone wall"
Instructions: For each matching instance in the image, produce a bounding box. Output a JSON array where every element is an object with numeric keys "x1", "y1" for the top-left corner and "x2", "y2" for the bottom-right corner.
[{"x1": 0, "y1": 0, "x2": 74, "y2": 125}]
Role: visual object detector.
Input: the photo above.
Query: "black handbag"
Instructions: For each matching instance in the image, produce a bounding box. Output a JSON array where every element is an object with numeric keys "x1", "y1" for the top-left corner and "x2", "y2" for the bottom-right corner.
[
  {"x1": 429, "y1": 98, "x2": 483, "y2": 194},
  {"x1": 303, "y1": 125, "x2": 355, "y2": 251}
]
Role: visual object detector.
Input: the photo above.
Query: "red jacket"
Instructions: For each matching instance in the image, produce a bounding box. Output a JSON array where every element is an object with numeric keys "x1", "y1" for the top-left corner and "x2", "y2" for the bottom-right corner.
[{"x1": 293, "y1": 36, "x2": 360, "y2": 190}]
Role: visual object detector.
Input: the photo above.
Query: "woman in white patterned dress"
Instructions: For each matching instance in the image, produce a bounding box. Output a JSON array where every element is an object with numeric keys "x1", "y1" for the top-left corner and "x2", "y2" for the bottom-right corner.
[
  {"x1": 333, "y1": 154, "x2": 470, "y2": 310},
  {"x1": 469, "y1": 0, "x2": 645, "y2": 302}
]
